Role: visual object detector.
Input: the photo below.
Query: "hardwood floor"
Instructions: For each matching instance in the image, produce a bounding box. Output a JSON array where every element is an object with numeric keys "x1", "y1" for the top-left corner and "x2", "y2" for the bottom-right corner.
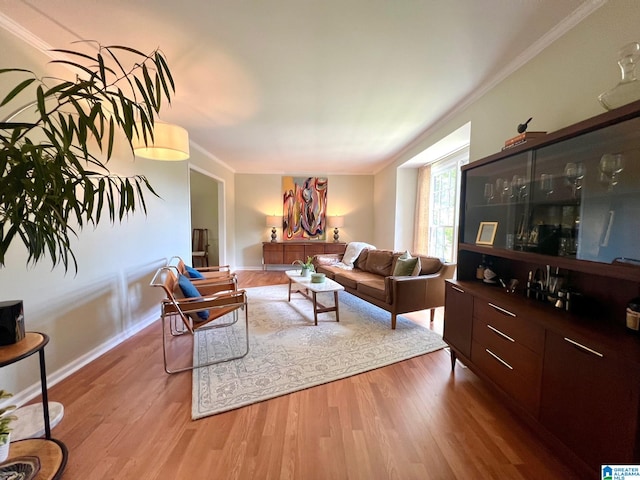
[{"x1": 43, "y1": 270, "x2": 581, "y2": 479}]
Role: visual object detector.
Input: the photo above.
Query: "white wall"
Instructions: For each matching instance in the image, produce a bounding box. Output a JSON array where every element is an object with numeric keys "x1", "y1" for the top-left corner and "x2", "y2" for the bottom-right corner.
[
  {"x1": 395, "y1": 168, "x2": 418, "y2": 251},
  {"x1": 234, "y1": 174, "x2": 375, "y2": 268},
  {"x1": 373, "y1": 0, "x2": 640, "y2": 250}
]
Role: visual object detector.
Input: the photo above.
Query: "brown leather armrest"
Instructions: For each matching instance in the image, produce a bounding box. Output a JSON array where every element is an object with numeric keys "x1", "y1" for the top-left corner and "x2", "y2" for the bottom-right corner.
[{"x1": 386, "y1": 263, "x2": 456, "y2": 310}]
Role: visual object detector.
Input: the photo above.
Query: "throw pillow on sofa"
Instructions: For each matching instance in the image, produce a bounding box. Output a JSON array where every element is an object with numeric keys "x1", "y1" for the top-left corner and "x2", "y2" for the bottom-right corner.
[{"x1": 393, "y1": 251, "x2": 421, "y2": 276}]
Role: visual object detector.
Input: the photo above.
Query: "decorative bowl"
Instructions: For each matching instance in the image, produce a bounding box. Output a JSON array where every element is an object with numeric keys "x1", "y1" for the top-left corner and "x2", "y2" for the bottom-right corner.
[{"x1": 310, "y1": 273, "x2": 326, "y2": 283}]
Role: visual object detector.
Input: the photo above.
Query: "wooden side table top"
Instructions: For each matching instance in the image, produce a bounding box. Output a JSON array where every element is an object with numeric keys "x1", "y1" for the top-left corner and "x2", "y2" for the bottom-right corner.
[
  {"x1": 4, "y1": 438, "x2": 67, "y2": 480},
  {"x1": 0, "y1": 332, "x2": 48, "y2": 367}
]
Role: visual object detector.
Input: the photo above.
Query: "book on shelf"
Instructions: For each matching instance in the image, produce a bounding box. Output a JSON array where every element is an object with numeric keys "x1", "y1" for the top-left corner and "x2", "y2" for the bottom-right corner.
[
  {"x1": 504, "y1": 131, "x2": 547, "y2": 147},
  {"x1": 502, "y1": 139, "x2": 529, "y2": 150}
]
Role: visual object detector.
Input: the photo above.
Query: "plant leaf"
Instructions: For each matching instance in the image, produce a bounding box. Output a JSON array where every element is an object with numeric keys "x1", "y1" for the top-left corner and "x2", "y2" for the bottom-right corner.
[{"x1": 0, "y1": 78, "x2": 36, "y2": 107}]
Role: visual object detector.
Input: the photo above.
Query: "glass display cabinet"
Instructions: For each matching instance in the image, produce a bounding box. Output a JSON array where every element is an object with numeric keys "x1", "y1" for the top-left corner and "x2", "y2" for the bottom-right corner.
[
  {"x1": 460, "y1": 110, "x2": 640, "y2": 281},
  {"x1": 446, "y1": 99, "x2": 640, "y2": 478}
]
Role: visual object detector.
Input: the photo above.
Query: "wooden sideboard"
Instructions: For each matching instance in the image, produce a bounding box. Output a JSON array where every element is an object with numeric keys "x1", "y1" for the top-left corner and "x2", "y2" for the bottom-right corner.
[
  {"x1": 262, "y1": 242, "x2": 346, "y2": 269},
  {"x1": 443, "y1": 100, "x2": 640, "y2": 478}
]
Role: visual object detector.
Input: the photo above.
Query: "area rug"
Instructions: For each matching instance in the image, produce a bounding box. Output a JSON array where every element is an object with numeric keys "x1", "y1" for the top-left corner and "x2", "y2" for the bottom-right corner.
[{"x1": 191, "y1": 284, "x2": 446, "y2": 419}]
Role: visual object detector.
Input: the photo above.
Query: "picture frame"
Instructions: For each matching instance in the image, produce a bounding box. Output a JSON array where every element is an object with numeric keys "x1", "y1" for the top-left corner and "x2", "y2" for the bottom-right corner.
[{"x1": 476, "y1": 221, "x2": 498, "y2": 245}]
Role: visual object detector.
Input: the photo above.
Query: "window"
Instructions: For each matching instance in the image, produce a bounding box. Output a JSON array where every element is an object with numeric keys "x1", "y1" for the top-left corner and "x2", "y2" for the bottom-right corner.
[
  {"x1": 409, "y1": 123, "x2": 470, "y2": 261},
  {"x1": 428, "y1": 149, "x2": 468, "y2": 262}
]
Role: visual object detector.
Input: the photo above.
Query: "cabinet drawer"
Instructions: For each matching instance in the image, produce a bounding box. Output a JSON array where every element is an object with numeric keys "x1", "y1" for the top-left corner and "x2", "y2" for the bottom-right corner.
[
  {"x1": 540, "y1": 331, "x2": 640, "y2": 464},
  {"x1": 324, "y1": 243, "x2": 346, "y2": 254},
  {"x1": 471, "y1": 340, "x2": 540, "y2": 415},
  {"x1": 263, "y1": 243, "x2": 284, "y2": 264},
  {"x1": 283, "y1": 245, "x2": 305, "y2": 264},
  {"x1": 472, "y1": 316, "x2": 542, "y2": 382},
  {"x1": 443, "y1": 283, "x2": 474, "y2": 359},
  {"x1": 473, "y1": 300, "x2": 544, "y2": 354},
  {"x1": 305, "y1": 244, "x2": 325, "y2": 258}
]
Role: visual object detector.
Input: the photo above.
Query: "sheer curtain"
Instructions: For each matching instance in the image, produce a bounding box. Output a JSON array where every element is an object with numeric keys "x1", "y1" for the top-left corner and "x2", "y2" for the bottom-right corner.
[{"x1": 413, "y1": 164, "x2": 431, "y2": 254}]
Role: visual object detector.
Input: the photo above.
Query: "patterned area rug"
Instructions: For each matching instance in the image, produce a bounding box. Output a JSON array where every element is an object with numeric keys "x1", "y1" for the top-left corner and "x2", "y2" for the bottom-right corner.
[{"x1": 192, "y1": 284, "x2": 446, "y2": 419}]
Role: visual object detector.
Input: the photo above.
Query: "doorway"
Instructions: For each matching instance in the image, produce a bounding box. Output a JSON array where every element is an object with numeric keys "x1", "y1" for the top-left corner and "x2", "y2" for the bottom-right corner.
[{"x1": 189, "y1": 168, "x2": 225, "y2": 266}]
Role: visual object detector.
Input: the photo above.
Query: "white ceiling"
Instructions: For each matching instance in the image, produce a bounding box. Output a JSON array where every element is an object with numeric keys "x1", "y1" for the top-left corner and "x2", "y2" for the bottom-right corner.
[{"x1": 1, "y1": 0, "x2": 596, "y2": 174}]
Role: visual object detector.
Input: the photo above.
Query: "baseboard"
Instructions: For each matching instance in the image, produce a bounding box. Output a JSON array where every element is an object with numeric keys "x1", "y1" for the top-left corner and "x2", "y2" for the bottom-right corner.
[{"x1": 8, "y1": 313, "x2": 159, "y2": 409}]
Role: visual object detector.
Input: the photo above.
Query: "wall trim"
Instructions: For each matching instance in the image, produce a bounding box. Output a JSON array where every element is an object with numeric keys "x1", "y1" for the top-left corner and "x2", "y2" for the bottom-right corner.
[{"x1": 7, "y1": 313, "x2": 158, "y2": 409}]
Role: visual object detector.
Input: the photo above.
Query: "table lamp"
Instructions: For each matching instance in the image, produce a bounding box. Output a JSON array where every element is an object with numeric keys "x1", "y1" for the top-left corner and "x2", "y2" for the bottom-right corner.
[
  {"x1": 266, "y1": 215, "x2": 283, "y2": 242},
  {"x1": 328, "y1": 216, "x2": 344, "y2": 242}
]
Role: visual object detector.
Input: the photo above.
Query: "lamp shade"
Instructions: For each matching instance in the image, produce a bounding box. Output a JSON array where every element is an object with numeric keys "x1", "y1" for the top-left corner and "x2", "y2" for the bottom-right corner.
[
  {"x1": 133, "y1": 122, "x2": 190, "y2": 161},
  {"x1": 266, "y1": 215, "x2": 282, "y2": 227},
  {"x1": 328, "y1": 216, "x2": 344, "y2": 228}
]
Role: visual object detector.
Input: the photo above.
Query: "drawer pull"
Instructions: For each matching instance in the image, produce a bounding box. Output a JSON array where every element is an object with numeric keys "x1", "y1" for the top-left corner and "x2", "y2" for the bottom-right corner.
[
  {"x1": 451, "y1": 285, "x2": 465, "y2": 293},
  {"x1": 488, "y1": 303, "x2": 516, "y2": 317},
  {"x1": 485, "y1": 348, "x2": 513, "y2": 370},
  {"x1": 487, "y1": 324, "x2": 515, "y2": 342},
  {"x1": 563, "y1": 337, "x2": 604, "y2": 358}
]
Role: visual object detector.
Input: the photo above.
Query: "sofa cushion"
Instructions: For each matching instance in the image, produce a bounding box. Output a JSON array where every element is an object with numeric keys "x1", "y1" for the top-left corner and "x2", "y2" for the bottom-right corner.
[
  {"x1": 334, "y1": 270, "x2": 381, "y2": 289},
  {"x1": 363, "y1": 250, "x2": 396, "y2": 276},
  {"x1": 353, "y1": 248, "x2": 371, "y2": 269},
  {"x1": 415, "y1": 255, "x2": 443, "y2": 275},
  {"x1": 357, "y1": 278, "x2": 389, "y2": 303},
  {"x1": 393, "y1": 251, "x2": 419, "y2": 276},
  {"x1": 315, "y1": 264, "x2": 344, "y2": 279}
]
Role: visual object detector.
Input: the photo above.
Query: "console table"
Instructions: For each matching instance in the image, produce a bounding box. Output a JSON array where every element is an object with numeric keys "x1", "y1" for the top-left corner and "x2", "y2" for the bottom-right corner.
[
  {"x1": 0, "y1": 332, "x2": 68, "y2": 478},
  {"x1": 262, "y1": 242, "x2": 346, "y2": 269}
]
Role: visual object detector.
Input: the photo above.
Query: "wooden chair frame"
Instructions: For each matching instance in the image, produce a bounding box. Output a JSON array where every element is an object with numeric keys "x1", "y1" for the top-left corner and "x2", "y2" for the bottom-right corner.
[
  {"x1": 150, "y1": 266, "x2": 249, "y2": 374},
  {"x1": 191, "y1": 228, "x2": 210, "y2": 267},
  {"x1": 167, "y1": 256, "x2": 234, "y2": 283}
]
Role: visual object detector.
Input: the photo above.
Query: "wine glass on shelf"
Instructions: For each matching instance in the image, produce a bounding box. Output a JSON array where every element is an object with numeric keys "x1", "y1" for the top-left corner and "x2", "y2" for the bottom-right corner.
[
  {"x1": 540, "y1": 173, "x2": 554, "y2": 197},
  {"x1": 564, "y1": 162, "x2": 585, "y2": 198},
  {"x1": 501, "y1": 179, "x2": 510, "y2": 202},
  {"x1": 484, "y1": 183, "x2": 495, "y2": 203},
  {"x1": 495, "y1": 178, "x2": 510, "y2": 203},
  {"x1": 599, "y1": 153, "x2": 624, "y2": 190},
  {"x1": 511, "y1": 175, "x2": 527, "y2": 201}
]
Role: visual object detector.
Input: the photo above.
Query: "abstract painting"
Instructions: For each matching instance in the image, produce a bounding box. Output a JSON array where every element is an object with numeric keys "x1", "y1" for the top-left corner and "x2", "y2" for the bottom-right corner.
[{"x1": 282, "y1": 176, "x2": 327, "y2": 240}]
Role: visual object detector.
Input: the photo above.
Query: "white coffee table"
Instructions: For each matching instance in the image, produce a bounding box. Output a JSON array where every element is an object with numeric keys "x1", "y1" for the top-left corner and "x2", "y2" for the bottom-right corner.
[{"x1": 285, "y1": 270, "x2": 345, "y2": 325}]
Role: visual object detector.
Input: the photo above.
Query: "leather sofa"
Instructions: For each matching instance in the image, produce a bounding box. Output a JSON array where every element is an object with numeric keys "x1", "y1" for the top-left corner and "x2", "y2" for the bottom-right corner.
[{"x1": 313, "y1": 248, "x2": 456, "y2": 329}]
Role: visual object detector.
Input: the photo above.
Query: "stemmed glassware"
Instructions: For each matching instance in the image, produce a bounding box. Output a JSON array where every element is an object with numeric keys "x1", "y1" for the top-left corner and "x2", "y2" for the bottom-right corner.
[
  {"x1": 511, "y1": 175, "x2": 527, "y2": 201},
  {"x1": 564, "y1": 162, "x2": 585, "y2": 198},
  {"x1": 495, "y1": 178, "x2": 510, "y2": 202},
  {"x1": 599, "y1": 153, "x2": 624, "y2": 190},
  {"x1": 484, "y1": 183, "x2": 495, "y2": 203},
  {"x1": 540, "y1": 174, "x2": 554, "y2": 196}
]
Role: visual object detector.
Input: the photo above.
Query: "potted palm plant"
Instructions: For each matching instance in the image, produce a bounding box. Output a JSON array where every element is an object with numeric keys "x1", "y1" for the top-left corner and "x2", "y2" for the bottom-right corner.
[
  {"x1": 0, "y1": 390, "x2": 17, "y2": 462},
  {"x1": 1, "y1": 41, "x2": 176, "y2": 272}
]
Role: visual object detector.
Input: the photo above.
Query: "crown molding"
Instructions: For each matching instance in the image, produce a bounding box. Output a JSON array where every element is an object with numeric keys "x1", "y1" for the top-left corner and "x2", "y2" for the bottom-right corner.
[
  {"x1": 379, "y1": 0, "x2": 608, "y2": 175},
  {"x1": 0, "y1": 11, "x2": 56, "y2": 58}
]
